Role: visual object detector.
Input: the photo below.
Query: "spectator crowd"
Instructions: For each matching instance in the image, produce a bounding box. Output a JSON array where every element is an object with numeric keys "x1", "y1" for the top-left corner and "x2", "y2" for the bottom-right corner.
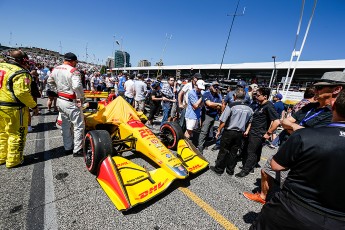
[{"x1": 2, "y1": 49, "x2": 345, "y2": 229}]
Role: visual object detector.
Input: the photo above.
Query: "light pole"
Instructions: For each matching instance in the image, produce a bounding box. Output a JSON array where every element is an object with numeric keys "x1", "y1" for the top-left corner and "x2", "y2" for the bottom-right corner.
[
  {"x1": 218, "y1": 0, "x2": 245, "y2": 80},
  {"x1": 157, "y1": 33, "x2": 172, "y2": 76},
  {"x1": 269, "y1": 56, "x2": 277, "y2": 88},
  {"x1": 112, "y1": 35, "x2": 116, "y2": 59},
  {"x1": 116, "y1": 38, "x2": 126, "y2": 70}
]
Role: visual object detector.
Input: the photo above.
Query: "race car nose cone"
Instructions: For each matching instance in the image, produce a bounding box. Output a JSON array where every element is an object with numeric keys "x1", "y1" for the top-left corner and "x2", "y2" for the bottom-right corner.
[{"x1": 169, "y1": 165, "x2": 189, "y2": 178}]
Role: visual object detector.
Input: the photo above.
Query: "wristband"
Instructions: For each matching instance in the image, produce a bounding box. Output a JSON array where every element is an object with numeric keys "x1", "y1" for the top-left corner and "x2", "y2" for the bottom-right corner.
[{"x1": 266, "y1": 131, "x2": 272, "y2": 135}]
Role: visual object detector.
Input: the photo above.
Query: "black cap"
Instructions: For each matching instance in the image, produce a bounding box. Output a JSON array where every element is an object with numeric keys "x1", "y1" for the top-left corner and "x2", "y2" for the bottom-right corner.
[
  {"x1": 64, "y1": 52, "x2": 78, "y2": 61},
  {"x1": 192, "y1": 73, "x2": 202, "y2": 79},
  {"x1": 152, "y1": 82, "x2": 160, "y2": 89}
]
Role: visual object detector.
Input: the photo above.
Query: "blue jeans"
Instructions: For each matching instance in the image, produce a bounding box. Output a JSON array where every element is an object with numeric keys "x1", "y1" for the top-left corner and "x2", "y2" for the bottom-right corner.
[{"x1": 161, "y1": 103, "x2": 171, "y2": 127}]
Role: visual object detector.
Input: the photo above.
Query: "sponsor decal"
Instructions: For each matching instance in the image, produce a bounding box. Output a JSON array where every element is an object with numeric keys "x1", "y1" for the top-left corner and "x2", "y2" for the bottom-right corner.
[
  {"x1": 126, "y1": 175, "x2": 145, "y2": 183},
  {"x1": 150, "y1": 139, "x2": 159, "y2": 144},
  {"x1": 116, "y1": 161, "x2": 129, "y2": 167},
  {"x1": 138, "y1": 128, "x2": 154, "y2": 138},
  {"x1": 157, "y1": 160, "x2": 163, "y2": 164},
  {"x1": 24, "y1": 77, "x2": 31, "y2": 85},
  {"x1": 178, "y1": 166, "x2": 185, "y2": 172},
  {"x1": 137, "y1": 178, "x2": 168, "y2": 200},
  {"x1": 165, "y1": 154, "x2": 172, "y2": 159},
  {"x1": 188, "y1": 164, "x2": 201, "y2": 171},
  {"x1": 18, "y1": 127, "x2": 25, "y2": 155},
  {"x1": 155, "y1": 143, "x2": 163, "y2": 148},
  {"x1": 0, "y1": 70, "x2": 6, "y2": 88},
  {"x1": 127, "y1": 119, "x2": 145, "y2": 128}
]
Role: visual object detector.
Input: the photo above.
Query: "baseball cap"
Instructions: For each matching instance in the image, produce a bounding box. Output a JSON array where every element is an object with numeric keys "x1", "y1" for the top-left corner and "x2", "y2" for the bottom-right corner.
[
  {"x1": 274, "y1": 93, "x2": 283, "y2": 100},
  {"x1": 314, "y1": 71, "x2": 345, "y2": 86},
  {"x1": 237, "y1": 80, "x2": 247, "y2": 88},
  {"x1": 196, "y1": 80, "x2": 205, "y2": 90},
  {"x1": 64, "y1": 52, "x2": 78, "y2": 61},
  {"x1": 177, "y1": 80, "x2": 182, "y2": 84},
  {"x1": 212, "y1": 81, "x2": 220, "y2": 86},
  {"x1": 249, "y1": 83, "x2": 258, "y2": 90},
  {"x1": 152, "y1": 82, "x2": 160, "y2": 89},
  {"x1": 192, "y1": 73, "x2": 202, "y2": 79}
]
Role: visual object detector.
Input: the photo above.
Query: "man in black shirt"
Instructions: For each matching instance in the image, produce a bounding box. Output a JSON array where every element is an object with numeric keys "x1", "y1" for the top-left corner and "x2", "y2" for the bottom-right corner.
[
  {"x1": 250, "y1": 89, "x2": 345, "y2": 230},
  {"x1": 235, "y1": 88, "x2": 280, "y2": 178},
  {"x1": 244, "y1": 72, "x2": 344, "y2": 205}
]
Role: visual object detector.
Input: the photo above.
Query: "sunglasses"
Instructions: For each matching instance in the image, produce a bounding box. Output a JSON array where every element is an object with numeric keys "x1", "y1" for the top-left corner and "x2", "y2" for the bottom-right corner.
[{"x1": 314, "y1": 85, "x2": 331, "y2": 90}]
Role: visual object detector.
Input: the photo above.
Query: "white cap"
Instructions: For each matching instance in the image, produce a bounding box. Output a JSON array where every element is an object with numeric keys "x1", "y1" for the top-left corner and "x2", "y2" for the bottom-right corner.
[
  {"x1": 250, "y1": 83, "x2": 258, "y2": 90},
  {"x1": 196, "y1": 80, "x2": 205, "y2": 90},
  {"x1": 177, "y1": 80, "x2": 182, "y2": 84}
]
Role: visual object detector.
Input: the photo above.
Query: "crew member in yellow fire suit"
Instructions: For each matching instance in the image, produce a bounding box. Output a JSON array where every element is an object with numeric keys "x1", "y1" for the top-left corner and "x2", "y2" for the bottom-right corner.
[
  {"x1": 0, "y1": 50, "x2": 39, "y2": 168},
  {"x1": 47, "y1": 52, "x2": 85, "y2": 157}
]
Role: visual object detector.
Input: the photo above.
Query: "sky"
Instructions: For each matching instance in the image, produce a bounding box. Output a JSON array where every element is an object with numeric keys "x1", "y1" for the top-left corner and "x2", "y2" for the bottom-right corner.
[{"x1": 0, "y1": 0, "x2": 344, "y2": 66}]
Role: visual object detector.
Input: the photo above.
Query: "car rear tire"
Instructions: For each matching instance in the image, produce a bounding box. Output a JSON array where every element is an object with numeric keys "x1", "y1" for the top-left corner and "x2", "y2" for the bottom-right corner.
[
  {"x1": 84, "y1": 130, "x2": 114, "y2": 175},
  {"x1": 160, "y1": 122, "x2": 184, "y2": 150}
]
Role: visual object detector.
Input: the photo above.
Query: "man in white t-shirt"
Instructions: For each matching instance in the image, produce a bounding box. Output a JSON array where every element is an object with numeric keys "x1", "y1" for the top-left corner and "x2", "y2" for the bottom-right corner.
[
  {"x1": 124, "y1": 74, "x2": 135, "y2": 106},
  {"x1": 178, "y1": 73, "x2": 201, "y2": 131},
  {"x1": 133, "y1": 74, "x2": 147, "y2": 112}
]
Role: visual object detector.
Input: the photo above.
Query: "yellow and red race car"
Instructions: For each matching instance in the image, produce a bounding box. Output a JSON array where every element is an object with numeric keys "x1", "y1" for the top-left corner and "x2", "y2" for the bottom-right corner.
[{"x1": 81, "y1": 94, "x2": 209, "y2": 211}]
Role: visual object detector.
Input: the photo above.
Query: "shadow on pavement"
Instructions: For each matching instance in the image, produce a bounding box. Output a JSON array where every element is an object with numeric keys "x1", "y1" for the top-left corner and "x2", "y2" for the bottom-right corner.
[
  {"x1": 243, "y1": 211, "x2": 259, "y2": 224},
  {"x1": 23, "y1": 146, "x2": 67, "y2": 167}
]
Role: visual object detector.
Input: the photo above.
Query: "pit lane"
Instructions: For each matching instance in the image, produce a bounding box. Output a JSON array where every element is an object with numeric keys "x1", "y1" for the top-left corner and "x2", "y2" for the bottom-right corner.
[{"x1": 0, "y1": 98, "x2": 278, "y2": 230}]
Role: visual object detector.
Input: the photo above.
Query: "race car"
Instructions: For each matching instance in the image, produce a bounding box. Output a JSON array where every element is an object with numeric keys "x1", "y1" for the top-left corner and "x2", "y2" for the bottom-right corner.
[{"x1": 79, "y1": 94, "x2": 209, "y2": 211}]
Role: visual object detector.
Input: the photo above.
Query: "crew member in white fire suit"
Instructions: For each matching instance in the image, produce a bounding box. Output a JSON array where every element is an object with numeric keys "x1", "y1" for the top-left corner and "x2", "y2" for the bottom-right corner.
[
  {"x1": 0, "y1": 50, "x2": 39, "y2": 168},
  {"x1": 47, "y1": 52, "x2": 85, "y2": 157}
]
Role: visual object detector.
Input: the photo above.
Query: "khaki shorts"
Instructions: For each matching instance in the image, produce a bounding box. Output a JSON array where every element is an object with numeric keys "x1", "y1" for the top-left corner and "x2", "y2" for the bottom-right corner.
[
  {"x1": 185, "y1": 118, "x2": 198, "y2": 131},
  {"x1": 263, "y1": 155, "x2": 289, "y2": 188}
]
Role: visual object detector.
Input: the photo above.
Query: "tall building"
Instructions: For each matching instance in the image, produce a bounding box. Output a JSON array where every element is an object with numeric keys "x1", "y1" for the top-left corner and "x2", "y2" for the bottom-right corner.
[
  {"x1": 138, "y1": 60, "x2": 151, "y2": 67},
  {"x1": 115, "y1": 50, "x2": 130, "y2": 68},
  {"x1": 106, "y1": 57, "x2": 114, "y2": 68}
]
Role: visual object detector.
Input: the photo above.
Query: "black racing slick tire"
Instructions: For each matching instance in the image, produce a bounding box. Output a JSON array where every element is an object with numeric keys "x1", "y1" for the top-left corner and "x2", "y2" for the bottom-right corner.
[
  {"x1": 160, "y1": 122, "x2": 184, "y2": 150},
  {"x1": 83, "y1": 130, "x2": 114, "y2": 175}
]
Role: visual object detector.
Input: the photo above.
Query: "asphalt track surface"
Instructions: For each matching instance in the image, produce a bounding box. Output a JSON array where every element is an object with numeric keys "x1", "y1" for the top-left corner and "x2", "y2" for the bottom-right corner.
[{"x1": 0, "y1": 98, "x2": 279, "y2": 230}]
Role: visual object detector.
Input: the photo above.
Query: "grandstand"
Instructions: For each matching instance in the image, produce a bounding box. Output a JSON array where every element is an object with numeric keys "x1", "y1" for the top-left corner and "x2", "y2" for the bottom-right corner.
[{"x1": 0, "y1": 45, "x2": 101, "y2": 72}]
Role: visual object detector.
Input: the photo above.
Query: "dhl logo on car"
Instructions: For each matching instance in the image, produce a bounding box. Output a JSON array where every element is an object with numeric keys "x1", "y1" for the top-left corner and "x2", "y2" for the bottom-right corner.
[
  {"x1": 117, "y1": 161, "x2": 129, "y2": 167},
  {"x1": 136, "y1": 178, "x2": 169, "y2": 200},
  {"x1": 188, "y1": 164, "x2": 202, "y2": 172}
]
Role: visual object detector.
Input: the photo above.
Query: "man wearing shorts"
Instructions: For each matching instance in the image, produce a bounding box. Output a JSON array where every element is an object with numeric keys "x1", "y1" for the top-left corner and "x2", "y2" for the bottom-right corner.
[{"x1": 184, "y1": 80, "x2": 205, "y2": 139}]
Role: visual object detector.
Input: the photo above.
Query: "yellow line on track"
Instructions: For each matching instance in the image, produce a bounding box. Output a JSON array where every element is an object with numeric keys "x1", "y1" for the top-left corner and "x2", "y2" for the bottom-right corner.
[{"x1": 178, "y1": 187, "x2": 238, "y2": 230}]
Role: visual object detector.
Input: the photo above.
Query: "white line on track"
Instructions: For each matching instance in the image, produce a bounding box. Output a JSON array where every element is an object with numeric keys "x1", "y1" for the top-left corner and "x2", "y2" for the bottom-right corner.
[
  {"x1": 43, "y1": 115, "x2": 58, "y2": 230},
  {"x1": 26, "y1": 135, "x2": 62, "y2": 143}
]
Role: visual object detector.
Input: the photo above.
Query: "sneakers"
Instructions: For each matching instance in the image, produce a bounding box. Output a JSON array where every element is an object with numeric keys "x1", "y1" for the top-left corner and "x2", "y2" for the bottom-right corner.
[
  {"x1": 73, "y1": 149, "x2": 84, "y2": 157},
  {"x1": 65, "y1": 149, "x2": 73, "y2": 155},
  {"x1": 238, "y1": 167, "x2": 254, "y2": 174},
  {"x1": 226, "y1": 170, "x2": 234, "y2": 176},
  {"x1": 235, "y1": 170, "x2": 249, "y2": 178},
  {"x1": 243, "y1": 192, "x2": 266, "y2": 204},
  {"x1": 209, "y1": 166, "x2": 222, "y2": 176},
  {"x1": 211, "y1": 145, "x2": 220, "y2": 151},
  {"x1": 28, "y1": 126, "x2": 32, "y2": 133}
]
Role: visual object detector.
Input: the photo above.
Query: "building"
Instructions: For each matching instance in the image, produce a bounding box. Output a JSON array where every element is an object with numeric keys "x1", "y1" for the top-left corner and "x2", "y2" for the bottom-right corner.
[
  {"x1": 138, "y1": 60, "x2": 151, "y2": 67},
  {"x1": 114, "y1": 50, "x2": 130, "y2": 68},
  {"x1": 106, "y1": 57, "x2": 115, "y2": 68},
  {"x1": 110, "y1": 59, "x2": 345, "y2": 90}
]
